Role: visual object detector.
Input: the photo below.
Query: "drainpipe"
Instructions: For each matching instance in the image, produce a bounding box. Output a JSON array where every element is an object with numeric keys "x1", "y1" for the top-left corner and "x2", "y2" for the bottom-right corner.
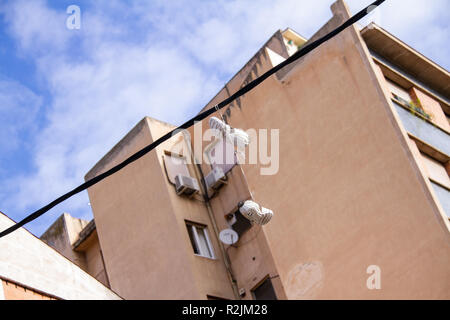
[{"x1": 183, "y1": 131, "x2": 241, "y2": 300}]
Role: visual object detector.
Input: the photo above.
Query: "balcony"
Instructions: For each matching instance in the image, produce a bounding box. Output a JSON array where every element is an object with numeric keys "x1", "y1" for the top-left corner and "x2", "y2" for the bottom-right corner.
[
  {"x1": 393, "y1": 100, "x2": 450, "y2": 156},
  {"x1": 431, "y1": 182, "x2": 450, "y2": 218}
]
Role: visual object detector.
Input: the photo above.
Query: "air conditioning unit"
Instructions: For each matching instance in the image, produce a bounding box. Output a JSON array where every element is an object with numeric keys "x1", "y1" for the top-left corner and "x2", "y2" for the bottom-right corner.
[
  {"x1": 175, "y1": 175, "x2": 199, "y2": 196},
  {"x1": 205, "y1": 167, "x2": 227, "y2": 190}
]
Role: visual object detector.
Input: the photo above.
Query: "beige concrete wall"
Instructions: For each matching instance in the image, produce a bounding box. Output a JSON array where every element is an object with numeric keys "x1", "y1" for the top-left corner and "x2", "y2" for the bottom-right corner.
[
  {"x1": 410, "y1": 87, "x2": 450, "y2": 132},
  {"x1": 187, "y1": 0, "x2": 450, "y2": 299},
  {"x1": 185, "y1": 36, "x2": 288, "y2": 300},
  {"x1": 81, "y1": 0, "x2": 449, "y2": 300},
  {"x1": 85, "y1": 118, "x2": 197, "y2": 299},
  {"x1": 150, "y1": 119, "x2": 236, "y2": 300},
  {"x1": 78, "y1": 230, "x2": 109, "y2": 287},
  {"x1": 1, "y1": 279, "x2": 57, "y2": 300},
  {"x1": 198, "y1": 29, "x2": 289, "y2": 118},
  {"x1": 201, "y1": 1, "x2": 450, "y2": 299},
  {"x1": 0, "y1": 213, "x2": 120, "y2": 300},
  {"x1": 86, "y1": 117, "x2": 236, "y2": 299},
  {"x1": 41, "y1": 215, "x2": 110, "y2": 288},
  {"x1": 41, "y1": 213, "x2": 88, "y2": 270}
]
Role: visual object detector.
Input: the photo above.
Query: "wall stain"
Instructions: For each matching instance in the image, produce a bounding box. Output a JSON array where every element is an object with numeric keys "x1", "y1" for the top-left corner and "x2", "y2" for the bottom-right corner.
[{"x1": 285, "y1": 261, "x2": 324, "y2": 299}]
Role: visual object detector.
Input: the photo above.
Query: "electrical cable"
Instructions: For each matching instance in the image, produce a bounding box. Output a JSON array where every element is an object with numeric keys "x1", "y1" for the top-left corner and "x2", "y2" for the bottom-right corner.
[{"x1": 0, "y1": 0, "x2": 386, "y2": 238}]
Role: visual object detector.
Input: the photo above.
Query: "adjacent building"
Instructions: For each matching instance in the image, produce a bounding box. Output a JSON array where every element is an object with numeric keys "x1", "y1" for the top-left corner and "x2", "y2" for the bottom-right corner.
[
  {"x1": 0, "y1": 211, "x2": 120, "y2": 300},
  {"x1": 40, "y1": 0, "x2": 450, "y2": 299}
]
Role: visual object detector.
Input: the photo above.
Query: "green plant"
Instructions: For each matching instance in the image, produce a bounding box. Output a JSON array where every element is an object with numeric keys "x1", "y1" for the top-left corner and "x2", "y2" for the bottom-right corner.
[
  {"x1": 392, "y1": 92, "x2": 432, "y2": 120},
  {"x1": 408, "y1": 100, "x2": 431, "y2": 120}
]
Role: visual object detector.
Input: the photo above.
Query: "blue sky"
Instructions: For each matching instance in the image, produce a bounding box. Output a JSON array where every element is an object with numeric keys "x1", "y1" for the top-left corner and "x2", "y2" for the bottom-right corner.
[{"x1": 0, "y1": 0, "x2": 449, "y2": 237}]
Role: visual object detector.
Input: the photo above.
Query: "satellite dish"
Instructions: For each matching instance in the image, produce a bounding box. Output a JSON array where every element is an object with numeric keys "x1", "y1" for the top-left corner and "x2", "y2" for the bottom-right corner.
[{"x1": 219, "y1": 229, "x2": 239, "y2": 245}]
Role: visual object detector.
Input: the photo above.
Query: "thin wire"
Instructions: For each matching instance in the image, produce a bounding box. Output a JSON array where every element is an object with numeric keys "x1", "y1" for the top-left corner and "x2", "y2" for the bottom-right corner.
[
  {"x1": 0, "y1": 0, "x2": 386, "y2": 238},
  {"x1": 214, "y1": 102, "x2": 227, "y2": 135}
]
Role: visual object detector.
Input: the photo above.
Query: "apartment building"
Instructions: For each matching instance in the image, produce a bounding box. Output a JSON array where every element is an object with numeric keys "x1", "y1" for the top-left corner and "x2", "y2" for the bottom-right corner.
[{"x1": 41, "y1": 0, "x2": 450, "y2": 300}]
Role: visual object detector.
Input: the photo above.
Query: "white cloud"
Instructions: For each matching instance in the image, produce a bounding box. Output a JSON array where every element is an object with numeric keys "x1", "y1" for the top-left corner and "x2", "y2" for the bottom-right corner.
[
  {"x1": 0, "y1": 0, "x2": 72, "y2": 55},
  {"x1": 0, "y1": 79, "x2": 42, "y2": 152},
  {"x1": 0, "y1": 0, "x2": 448, "y2": 236},
  {"x1": 347, "y1": 0, "x2": 450, "y2": 69},
  {"x1": 0, "y1": 0, "x2": 224, "y2": 235},
  {"x1": 137, "y1": 0, "x2": 332, "y2": 73}
]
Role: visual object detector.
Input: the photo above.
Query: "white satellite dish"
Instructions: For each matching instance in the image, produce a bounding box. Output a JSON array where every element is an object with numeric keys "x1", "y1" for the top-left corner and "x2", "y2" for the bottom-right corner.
[{"x1": 219, "y1": 229, "x2": 239, "y2": 245}]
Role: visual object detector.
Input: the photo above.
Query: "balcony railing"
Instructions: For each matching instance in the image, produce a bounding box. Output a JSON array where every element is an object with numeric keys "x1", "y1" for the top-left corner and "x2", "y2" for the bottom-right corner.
[
  {"x1": 393, "y1": 100, "x2": 450, "y2": 156},
  {"x1": 392, "y1": 93, "x2": 432, "y2": 120}
]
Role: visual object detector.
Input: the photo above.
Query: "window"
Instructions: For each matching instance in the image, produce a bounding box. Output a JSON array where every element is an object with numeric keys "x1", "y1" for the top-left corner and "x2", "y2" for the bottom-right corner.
[
  {"x1": 386, "y1": 78, "x2": 411, "y2": 103},
  {"x1": 185, "y1": 222, "x2": 215, "y2": 259},
  {"x1": 251, "y1": 277, "x2": 277, "y2": 300},
  {"x1": 419, "y1": 153, "x2": 450, "y2": 189},
  {"x1": 418, "y1": 152, "x2": 450, "y2": 218},
  {"x1": 431, "y1": 182, "x2": 450, "y2": 219}
]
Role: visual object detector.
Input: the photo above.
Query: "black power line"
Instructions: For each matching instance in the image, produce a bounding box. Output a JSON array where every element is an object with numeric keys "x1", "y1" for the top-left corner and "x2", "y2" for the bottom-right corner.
[{"x1": 0, "y1": 0, "x2": 386, "y2": 238}]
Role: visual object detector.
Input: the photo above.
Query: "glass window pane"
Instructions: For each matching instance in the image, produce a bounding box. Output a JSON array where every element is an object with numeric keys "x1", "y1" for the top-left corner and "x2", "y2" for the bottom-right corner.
[
  {"x1": 394, "y1": 102, "x2": 450, "y2": 156},
  {"x1": 186, "y1": 224, "x2": 199, "y2": 254},
  {"x1": 196, "y1": 227, "x2": 212, "y2": 258}
]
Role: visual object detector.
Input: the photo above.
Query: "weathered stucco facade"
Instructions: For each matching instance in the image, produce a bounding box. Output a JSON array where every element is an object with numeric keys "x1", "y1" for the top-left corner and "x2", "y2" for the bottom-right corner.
[{"x1": 39, "y1": 0, "x2": 449, "y2": 300}]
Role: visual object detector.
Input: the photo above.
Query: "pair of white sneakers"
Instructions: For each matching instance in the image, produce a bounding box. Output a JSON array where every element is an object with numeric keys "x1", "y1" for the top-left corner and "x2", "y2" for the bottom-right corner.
[
  {"x1": 209, "y1": 118, "x2": 273, "y2": 226},
  {"x1": 238, "y1": 200, "x2": 273, "y2": 226},
  {"x1": 209, "y1": 117, "x2": 250, "y2": 148}
]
